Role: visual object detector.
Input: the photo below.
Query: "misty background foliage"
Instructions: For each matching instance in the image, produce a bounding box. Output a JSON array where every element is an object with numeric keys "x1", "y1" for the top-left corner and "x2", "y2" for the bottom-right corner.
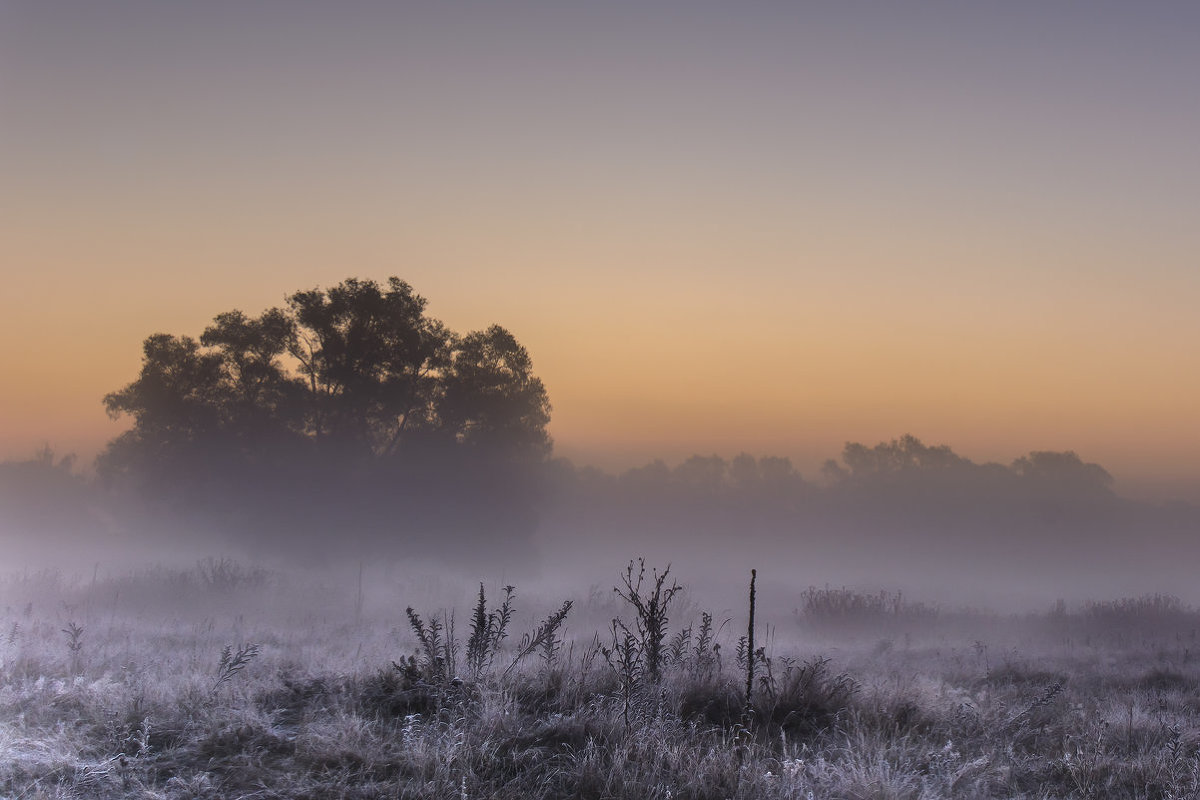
[
  {"x1": 1, "y1": 278, "x2": 1197, "y2": 588},
  {"x1": 544, "y1": 435, "x2": 1199, "y2": 601}
]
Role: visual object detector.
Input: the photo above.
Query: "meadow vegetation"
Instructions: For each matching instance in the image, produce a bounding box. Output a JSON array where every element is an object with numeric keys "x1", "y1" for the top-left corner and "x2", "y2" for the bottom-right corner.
[{"x1": 3, "y1": 559, "x2": 1200, "y2": 799}]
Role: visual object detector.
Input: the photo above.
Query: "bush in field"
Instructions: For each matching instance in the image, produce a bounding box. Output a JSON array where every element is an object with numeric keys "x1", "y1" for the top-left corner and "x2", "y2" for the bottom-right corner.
[
  {"x1": 798, "y1": 585, "x2": 939, "y2": 633},
  {"x1": 61, "y1": 621, "x2": 84, "y2": 675},
  {"x1": 754, "y1": 655, "x2": 858, "y2": 737},
  {"x1": 404, "y1": 584, "x2": 572, "y2": 685},
  {"x1": 612, "y1": 559, "x2": 682, "y2": 684},
  {"x1": 195, "y1": 558, "x2": 270, "y2": 592},
  {"x1": 465, "y1": 583, "x2": 514, "y2": 680},
  {"x1": 1083, "y1": 594, "x2": 1194, "y2": 633}
]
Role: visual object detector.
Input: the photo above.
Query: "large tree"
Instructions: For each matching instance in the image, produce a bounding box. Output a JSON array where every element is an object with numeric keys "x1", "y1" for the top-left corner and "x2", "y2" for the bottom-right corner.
[
  {"x1": 101, "y1": 277, "x2": 551, "y2": 558},
  {"x1": 437, "y1": 325, "x2": 552, "y2": 457},
  {"x1": 285, "y1": 277, "x2": 454, "y2": 456}
]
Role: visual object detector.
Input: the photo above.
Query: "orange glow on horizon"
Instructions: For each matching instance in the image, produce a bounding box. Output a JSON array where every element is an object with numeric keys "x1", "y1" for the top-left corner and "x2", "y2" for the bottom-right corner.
[{"x1": 3, "y1": 3, "x2": 1198, "y2": 500}]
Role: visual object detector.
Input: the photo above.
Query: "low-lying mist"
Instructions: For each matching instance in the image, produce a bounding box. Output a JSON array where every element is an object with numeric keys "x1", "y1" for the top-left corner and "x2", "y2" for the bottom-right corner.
[
  {"x1": 10, "y1": 277, "x2": 1186, "y2": 616},
  {"x1": 2, "y1": 434, "x2": 1198, "y2": 615}
]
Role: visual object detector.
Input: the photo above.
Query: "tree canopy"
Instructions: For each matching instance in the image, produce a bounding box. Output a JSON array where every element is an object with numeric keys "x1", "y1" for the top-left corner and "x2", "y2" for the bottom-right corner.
[{"x1": 100, "y1": 277, "x2": 551, "y2": 559}]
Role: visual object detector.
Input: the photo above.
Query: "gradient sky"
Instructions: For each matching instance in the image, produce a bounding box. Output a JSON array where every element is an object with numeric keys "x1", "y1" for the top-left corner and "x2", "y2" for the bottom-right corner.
[{"x1": 2, "y1": 1, "x2": 1198, "y2": 499}]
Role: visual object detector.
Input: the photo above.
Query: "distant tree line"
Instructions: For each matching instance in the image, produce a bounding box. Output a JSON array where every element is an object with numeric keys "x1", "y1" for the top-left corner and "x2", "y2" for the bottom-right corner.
[
  {"x1": 544, "y1": 434, "x2": 1140, "y2": 569},
  {"x1": 0, "y1": 274, "x2": 1186, "y2": 568},
  {"x1": 0, "y1": 427, "x2": 1185, "y2": 567},
  {"x1": 558, "y1": 434, "x2": 1114, "y2": 507}
]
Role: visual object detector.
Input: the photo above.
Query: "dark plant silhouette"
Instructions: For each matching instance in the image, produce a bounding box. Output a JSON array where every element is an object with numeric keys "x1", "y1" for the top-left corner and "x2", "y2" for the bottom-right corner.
[
  {"x1": 98, "y1": 277, "x2": 551, "y2": 558},
  {"x1": 212, "y1": 643, "x2": 260, "y2": 695},
  {"x1": 613, "y1": 559, "x2": 682, "y2": 684}
]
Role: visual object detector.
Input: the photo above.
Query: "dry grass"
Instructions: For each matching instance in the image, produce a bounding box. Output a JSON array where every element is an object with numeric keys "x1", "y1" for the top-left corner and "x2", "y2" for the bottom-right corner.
[{"x1": 3, "y1": 564, "x2": 1200, "y2": 798}]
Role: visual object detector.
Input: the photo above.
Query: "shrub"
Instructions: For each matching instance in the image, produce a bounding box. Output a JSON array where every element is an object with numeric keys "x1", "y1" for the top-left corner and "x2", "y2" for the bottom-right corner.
[{"x1": 612, "y1": 559, "x2": 681, "y2": 684}]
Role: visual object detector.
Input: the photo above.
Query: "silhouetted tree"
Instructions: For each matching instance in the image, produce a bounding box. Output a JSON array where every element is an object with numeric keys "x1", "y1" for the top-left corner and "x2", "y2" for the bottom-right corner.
[
  {"x1": 673, "y1": 455, "x2": 727, "y2": 495},
  {"x1": 286, "y1": 277, "x2": 453, "y2": 456},
  {"x1": 199, "y1": 308, "x2": 303, "y2": 440},
  {"x1": 101, "y1": 333, "x2": 233, "y2": 486},
  {"x1": 730, "y1": 453, "x2": 802, "y2": 497},
  {"x1": 1011, "y1": 450, "x2": 1113, "y2": 497},
  {"x1": 840, "y1": 434, "x2": 968, "y2": 478},
  {"x1": 437, "y1": 325, "x2": 551, "y2": 458},
  {"x1": 100, "y1": 277, "x2": 552, "y2": 560}
]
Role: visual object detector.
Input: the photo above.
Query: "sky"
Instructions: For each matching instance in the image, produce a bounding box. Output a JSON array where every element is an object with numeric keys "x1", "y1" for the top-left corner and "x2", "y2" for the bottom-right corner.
[{"x1": 2, "y1": 1, "x2": 1198, "y2": 500}]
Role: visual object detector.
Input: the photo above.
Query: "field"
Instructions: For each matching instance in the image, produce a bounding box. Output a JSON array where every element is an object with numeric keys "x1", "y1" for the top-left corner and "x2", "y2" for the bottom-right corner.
[{"x1": 3, "y1": 559, "x2": 1200, "y2": 799}]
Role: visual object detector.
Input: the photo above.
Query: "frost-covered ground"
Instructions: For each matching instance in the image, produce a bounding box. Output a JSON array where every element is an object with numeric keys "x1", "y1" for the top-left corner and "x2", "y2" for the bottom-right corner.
[{"x1": 3, "y1": 561, "x2": 1200, "y2": 799}]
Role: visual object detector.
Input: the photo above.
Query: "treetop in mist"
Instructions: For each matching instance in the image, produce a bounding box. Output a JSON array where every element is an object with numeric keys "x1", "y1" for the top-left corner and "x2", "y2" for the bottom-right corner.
[
  {"x1": 561, "y1": 435, "x2": 1114, "y2": 502},
  {"x1": 822, "y1": 434, "x2": 1113, "y2": 495}
]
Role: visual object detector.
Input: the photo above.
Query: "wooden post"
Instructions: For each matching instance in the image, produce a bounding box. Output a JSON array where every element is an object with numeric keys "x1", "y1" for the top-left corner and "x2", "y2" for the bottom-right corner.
[{"x1": 746, "y1": 568, "x2": 757, "y2": 707}]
